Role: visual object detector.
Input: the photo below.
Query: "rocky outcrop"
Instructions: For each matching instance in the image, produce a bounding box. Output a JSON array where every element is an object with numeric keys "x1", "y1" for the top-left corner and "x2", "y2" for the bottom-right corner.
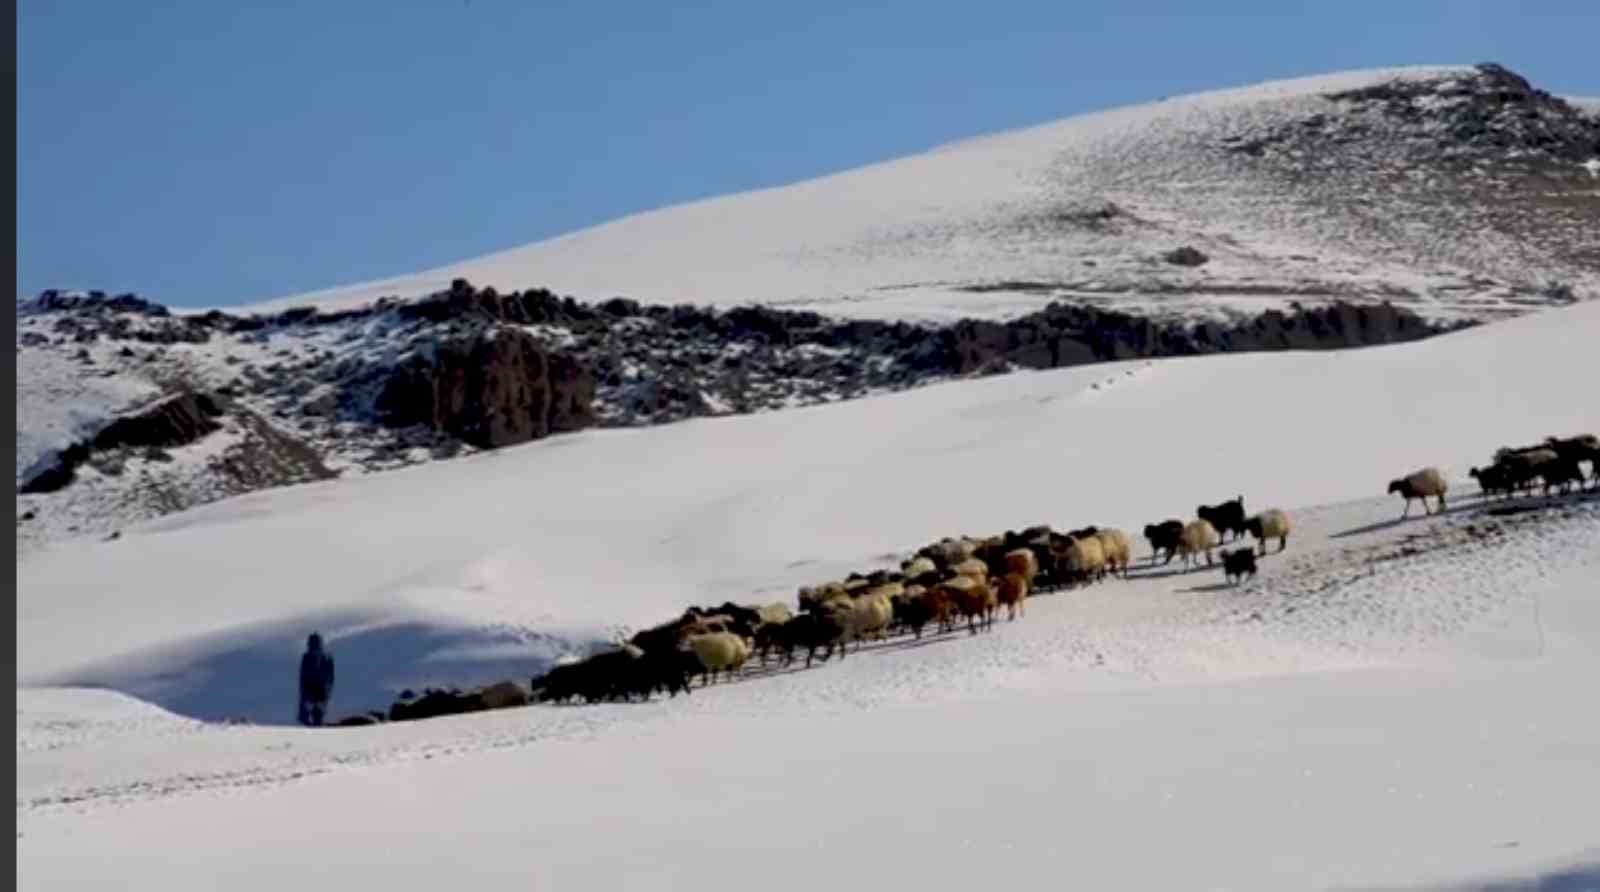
[
  {"x1": 94, "y1": 391, "x2": 225, "y2": 449},
  {"x1": 904, "y1": 300, "x2": 1452, "y2": 377},
  {"x1": 18, "y1": 391, "x2": 226, "y2": 494},
  {"x1": 1164, "y1": 246, "x2": 1210, "y2": 267},
  {"x1": 1323, "y1": 63, "x2": 1600, "y2": 165},
  {"x1": 373, "y1": 326, "x2": 595, "y2": 449}
]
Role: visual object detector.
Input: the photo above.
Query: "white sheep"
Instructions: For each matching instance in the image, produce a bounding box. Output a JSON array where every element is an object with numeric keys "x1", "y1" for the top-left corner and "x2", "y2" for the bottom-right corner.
[
  {"x1": 1245, "y1": 509, "x2": 1291, "y2": 555},
  {"x1": 1061, "y1": 535, "x2": 1106, "y2": 585},
  {"x1": 686, "y1": 632, "x2": 752, "y2": 684},
  {"x1": 1178, "y1": 519, "x2": 1219, "y2": 569},
  {"x1": 841, "y1": 592, "x2": 894, "y2": 651},
  {"x1": 901, "y1": 556, "x2": 937, "y2": 579},
  {"x1": 1388, "y1": 467, "x2": 1448, "y2": 518},
  {"x1": 753, "y1": 602, "x2": 793, "y2": 626},
  {"x1": 1094, "y1": 528, "x2": 1132, "y2": 578}
]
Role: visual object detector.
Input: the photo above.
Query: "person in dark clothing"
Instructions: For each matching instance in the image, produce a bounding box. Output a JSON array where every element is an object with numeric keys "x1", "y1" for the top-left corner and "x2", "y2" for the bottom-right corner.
[{"x1": 298, "y1": 632, "x2": 336, "y2": 726}]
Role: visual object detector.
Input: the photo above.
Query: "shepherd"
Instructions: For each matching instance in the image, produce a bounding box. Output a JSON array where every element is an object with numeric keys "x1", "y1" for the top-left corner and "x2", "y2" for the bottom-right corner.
[{"x1": 297, "y1": 632, "x2": 336, "y2": 726}]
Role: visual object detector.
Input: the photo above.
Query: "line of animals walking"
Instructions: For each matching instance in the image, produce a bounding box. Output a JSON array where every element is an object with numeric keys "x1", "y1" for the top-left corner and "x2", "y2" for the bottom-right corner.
[{"x1": 527, "y1": 433, "x2": 1600, "y2": 707}]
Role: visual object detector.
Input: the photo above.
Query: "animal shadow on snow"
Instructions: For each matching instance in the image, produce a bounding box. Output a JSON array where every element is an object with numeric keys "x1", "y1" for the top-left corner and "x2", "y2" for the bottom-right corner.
[
  {"x1": 1329, "y1": 489, "x2": 1595, "y2": 540},
  {"x1": 1175, "y1": 580, "x2": 1244, "y2": 594}
]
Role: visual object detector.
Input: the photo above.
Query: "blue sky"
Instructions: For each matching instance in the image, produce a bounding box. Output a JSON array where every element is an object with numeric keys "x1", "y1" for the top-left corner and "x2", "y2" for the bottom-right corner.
[{"x1": 17, "y1": 1, "x2": 1598, "y2": 309}]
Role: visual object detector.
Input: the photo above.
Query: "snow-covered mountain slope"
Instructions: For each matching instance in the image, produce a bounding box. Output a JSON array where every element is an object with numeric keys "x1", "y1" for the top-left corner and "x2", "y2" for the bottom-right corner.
[
  {"x1": 17, "y1": 300, "x2": 1599, "y2": 717},
  {"x1": 245, "y1": 64, "x2": 1600, "y2": 325},
  {"x1": 16, "y1": 301, "x2": 1600, "y2": 890}
]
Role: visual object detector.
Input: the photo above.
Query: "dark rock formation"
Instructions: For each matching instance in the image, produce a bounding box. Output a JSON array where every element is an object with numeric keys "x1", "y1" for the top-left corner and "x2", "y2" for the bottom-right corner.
[
  {"x1": 1164, "y1": 246, "x2": 1210, "y2": 267},
  {"x1": 1324, "y1": 63, "x2": 1600, "y2": 164},
  {"x1": 373, "y1": 326, "x2": 595, "y2": 448},
  {"x1": 93, "y1": 391, "x2": 225, "y2": 450},
  {"x1": 19, "y1": 391, "x2": 227, "y2": 494}
]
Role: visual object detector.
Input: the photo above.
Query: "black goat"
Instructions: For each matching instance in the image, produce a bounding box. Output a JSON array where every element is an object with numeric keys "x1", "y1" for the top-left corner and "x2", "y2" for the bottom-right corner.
[
  {"x1": 1197, "y1": 497, "x2": 1247, "y2": 542},
  {"x1": 1221, "y1": 548, "x2": 1258, "y2": 586},
  {"x1": 1142, "y1": 519, "x2": 1185, "y2": 565}
]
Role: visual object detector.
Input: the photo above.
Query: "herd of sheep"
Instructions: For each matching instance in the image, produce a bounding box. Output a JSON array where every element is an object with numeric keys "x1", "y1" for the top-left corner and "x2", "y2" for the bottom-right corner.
[{"x1": 528, "y1": 432, "x2": 1599, "y2": 708}]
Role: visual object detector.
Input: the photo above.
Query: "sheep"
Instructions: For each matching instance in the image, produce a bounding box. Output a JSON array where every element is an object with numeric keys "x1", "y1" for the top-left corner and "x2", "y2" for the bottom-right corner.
[
  {"x1": 1143, "y1": 519, "x2": 1185, "y2": 565},
  {"x1": 841, "y1": 592, "x2": 894, "y2": 652},
  {"x1": 919, "y1": 537, "x2": 978, "y2": 569},
  {"x1": 753, "y1": 620, "x2": 790, "y2": 666},
  {"x1": 901, "y1": 556, "x2": 937, "y2": 579},
  {"x1": 682, "y1": 613, "x2": 737, "y2": 637},
  {"x1": 630, "y1": 619, "x2": 692, "y2": 656},
  {"x1": 922, "y1": 584, "x2": 957, "y2": 634},
  {"x1": 799, "y1": 582, "x2": 851, "y2": 613},
  {"x1": 1244, "y1": 509, "x2": 1291, "y2": 556},
  {"x1": 861, "y1": 581, "x2": 904, "y2": 603},
  {"x1": 1387, "y1": 467, "x2": 1448, "y2": 518},
  {"x1": 1059, "y1": 535, "x2": 1107, "y2": 587},
  {"x1": 893, "y1": 586, "x2": 947, "y2": 640},
  {"x1": 751, "y1": 602, "x2": 794, "y2": 626},
  {"x1": 1495, "y1": 448, "x2": 1558, "y2": 495},
  {"x1": 995, "y1": 572, "x2": 1029, "y2": 621},
  {"x1": 1094, "y1": 528, "x2": 1132, "y2": 578},
  {"x1": 1546, "y1": 434, "x2": 1600, "y2": 475},
  {"x1": 775, "y1": 611, "x2": 847, "y2": 667},
  {"x1": 1177, "y1": 519, "x2": 1219, "y2": 569},
  {"x1": 1221, "y1": 548, "x2": 1258, "y2": 586},
  {"x1": 1469, "y1": 464, "x2": 1514, "y2": 501},
  {"x1": 686, "y1": 632, "x2": 752, "y2": 685},
  {"x1": 1197, "y1": 497, "x2": 1248, "y2": 543},
  {"x1": 951, "y1": 558, "x2": 990, "y2": 583},
  {"x1": 940, "y1": 575, "x2": 995, "y2": 635},
  {"x1": 1003, "y1": 548, "x2": 1040, "y2": 584},
  {"x1": 1539, "y1": 455, "x2": 1586, "y2": 496},
  {"x1": 479, "y1": 680, "x2": 531, "y2": 710}
]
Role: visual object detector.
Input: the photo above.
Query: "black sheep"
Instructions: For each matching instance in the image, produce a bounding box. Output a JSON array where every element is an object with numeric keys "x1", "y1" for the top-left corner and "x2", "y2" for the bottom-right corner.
[
  {"x1": 777, "y1": 611, "x2": 847, "y2": 667},
  {"x1": 1142, "y1": 519, "x2": 1185, "y2": 564},
  {"x1": 893, "y1": 594, "x2": 937, "y2": 641},
  {"x1": 1469, "y1": 465, "x2": 1513, "y2": 501},
  {"x1": 1197, "y1": 497, "x2": 1247, "y2": 543},
  {"x1": 1540, "y1": 455, "x2": 1586, "y2": 496},
  {"x1": 1221, "y1": 548, "x2": 1258, "y2": 586}
]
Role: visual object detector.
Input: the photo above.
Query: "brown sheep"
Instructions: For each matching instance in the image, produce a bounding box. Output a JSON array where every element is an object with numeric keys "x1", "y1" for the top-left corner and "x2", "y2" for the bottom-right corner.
[
  {"x1": 1003, "y1": 548, "x2": 1040, "y2": 584},
  {"x1": 995, "y1": 572, "x2": 1029, "y2": 621},
  {"x1": 940, "y1": 576, "x2": 996, "y2": 635}
]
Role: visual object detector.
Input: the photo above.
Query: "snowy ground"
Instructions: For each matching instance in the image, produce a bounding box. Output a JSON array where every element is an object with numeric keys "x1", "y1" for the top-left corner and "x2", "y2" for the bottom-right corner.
[
  {"x1": 17, "y1": 491, "x2": 1600, "y2": 889},
  {"x1": 236, "y1": 66, "x2": 1600, "y2": 326}
]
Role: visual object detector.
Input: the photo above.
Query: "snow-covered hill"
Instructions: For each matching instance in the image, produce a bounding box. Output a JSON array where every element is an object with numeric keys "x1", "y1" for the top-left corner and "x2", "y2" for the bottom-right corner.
[
  {"x1": 16, "y1": 298, "x2": 1600, "y2": 891},
  {"x1": 246, "y1": 64, "x2": 1600, "y2": 325}
]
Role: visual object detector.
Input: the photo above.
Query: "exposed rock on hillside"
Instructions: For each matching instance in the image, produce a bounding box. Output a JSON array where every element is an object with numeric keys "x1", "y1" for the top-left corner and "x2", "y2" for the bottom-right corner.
[
  {"x1": 375, "y1": 326, "x2": 595, "y2": 448},
  {"x1": 19, "y1": 391, "x2": 225, "y2": 494},
  {"x1": 15, "y1": 279, "x2": 1468, "y2": 555}
]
